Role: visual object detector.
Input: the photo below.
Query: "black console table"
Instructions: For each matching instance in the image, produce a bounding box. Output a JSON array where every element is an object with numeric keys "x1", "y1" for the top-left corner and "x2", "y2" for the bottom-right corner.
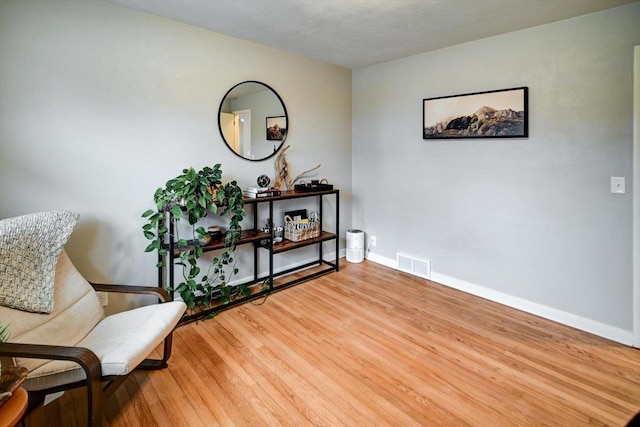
[{"x1": 158, "y1": 189, "x2": 339, "y2": 323}]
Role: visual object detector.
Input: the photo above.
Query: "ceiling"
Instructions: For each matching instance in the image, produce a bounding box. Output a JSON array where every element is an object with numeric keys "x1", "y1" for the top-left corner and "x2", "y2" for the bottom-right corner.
[{"x1": 106, "y1": 0, "x2": 637, "y2": 69}]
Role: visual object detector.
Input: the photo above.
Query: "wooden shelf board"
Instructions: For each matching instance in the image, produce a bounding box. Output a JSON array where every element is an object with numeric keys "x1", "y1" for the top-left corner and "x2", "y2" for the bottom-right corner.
[
  {"x1": 168, "y1": 229, "x2": 269, "y2": 257},
  {"x1": 260, "y1": 232, "x2": 337, "y2": 254},
  {"x1": 243, "y1": 189, "x2": 338, "y2": 204}
]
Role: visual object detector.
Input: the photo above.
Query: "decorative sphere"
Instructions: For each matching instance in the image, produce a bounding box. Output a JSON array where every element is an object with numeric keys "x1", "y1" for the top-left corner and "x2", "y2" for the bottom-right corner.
[{"x1": 257, "y1": 174, "x2": 271, "y2": 188}]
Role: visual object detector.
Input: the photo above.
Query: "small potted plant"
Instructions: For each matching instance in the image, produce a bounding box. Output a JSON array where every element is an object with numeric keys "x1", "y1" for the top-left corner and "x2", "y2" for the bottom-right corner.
[
  {"x1": 0, "y1": 324, "x2": 8, "y2": 344},
  {"x1": 0, "y1": 324, "x2": 9, "y2": 379},
  {"x1": 142, "y1": 164, "x2": 247, "y2": 310}
]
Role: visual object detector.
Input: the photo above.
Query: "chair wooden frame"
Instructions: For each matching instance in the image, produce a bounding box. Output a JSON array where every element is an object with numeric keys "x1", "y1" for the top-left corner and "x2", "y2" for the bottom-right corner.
[{"x1": 0, "y1": 283, "x2": 179, "y2": 427}]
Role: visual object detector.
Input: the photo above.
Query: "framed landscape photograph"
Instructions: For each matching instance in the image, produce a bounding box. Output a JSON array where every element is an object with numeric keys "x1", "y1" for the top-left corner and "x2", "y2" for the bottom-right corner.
[
  {"x1": 266, "y1": 116, "x2": 287, "y2": 141},
  {"x1": 423, "y1": 87, "x2": 528, "y2": 139}
]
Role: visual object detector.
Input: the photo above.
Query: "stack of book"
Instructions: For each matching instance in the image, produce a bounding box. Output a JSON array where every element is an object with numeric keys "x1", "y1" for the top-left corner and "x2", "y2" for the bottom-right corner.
[{"x1": 243, "y1": 187, "x2": 282, "y2": 198}]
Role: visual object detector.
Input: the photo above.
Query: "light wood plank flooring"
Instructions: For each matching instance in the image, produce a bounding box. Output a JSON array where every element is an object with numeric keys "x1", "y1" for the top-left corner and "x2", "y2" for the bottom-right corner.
[{"x1": 25, "y1": 260, "x2": 640, "y2": 426}]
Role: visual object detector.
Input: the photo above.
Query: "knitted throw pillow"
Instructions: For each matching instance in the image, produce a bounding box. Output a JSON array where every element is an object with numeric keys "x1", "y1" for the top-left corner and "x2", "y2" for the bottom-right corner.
[{"x1": 0, "y1": 210, "x2": 79, "y2": 313}]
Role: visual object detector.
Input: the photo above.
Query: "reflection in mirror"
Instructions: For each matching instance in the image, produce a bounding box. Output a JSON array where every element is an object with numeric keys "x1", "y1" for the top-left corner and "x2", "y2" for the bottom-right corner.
[{"x1": 218, "y1": 81, "x2": 288, "y2": 161}]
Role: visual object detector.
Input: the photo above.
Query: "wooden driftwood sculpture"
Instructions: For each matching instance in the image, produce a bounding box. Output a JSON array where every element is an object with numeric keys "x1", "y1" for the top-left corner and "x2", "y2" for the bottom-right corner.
[
  {"x1": 273, "y1": 145, "x2": 292, "y2": 190},
  {"x1": 273, "y1": 145, "x2": 321, "y2": 190},
  {"x1": 292, "y1": 164, "x2": 321, "y2": 185}
]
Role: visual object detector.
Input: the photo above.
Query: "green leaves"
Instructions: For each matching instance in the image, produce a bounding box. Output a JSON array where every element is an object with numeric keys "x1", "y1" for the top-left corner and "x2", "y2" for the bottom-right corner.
[
  {"x1": 144, "y1": 239, "x2": 160, "y2": 253},
  {"x1": 0, "y1": 324, "x2": 10, "y2": 344},
  {"x1": 195, "y1": 226, "x2": 207, "y2": 238},
  {"x1": 171, "y1": 204, "x2": 183, "y2": 218},
  {"x1": 198, "y1": 195, "x2": 208, "y2": 209},
  {"x1": 186, "y1": 167, "x2": 197, "y2": 181},
  {"x1": 141, "y1": 164, "x2": 246, "y2": 311}
]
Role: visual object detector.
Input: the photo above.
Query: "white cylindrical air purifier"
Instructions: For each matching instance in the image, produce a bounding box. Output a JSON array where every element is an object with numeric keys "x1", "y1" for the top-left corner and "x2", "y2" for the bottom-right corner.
[{"x1": 346, "y1": 229, "x2": 365, "y2": 263}]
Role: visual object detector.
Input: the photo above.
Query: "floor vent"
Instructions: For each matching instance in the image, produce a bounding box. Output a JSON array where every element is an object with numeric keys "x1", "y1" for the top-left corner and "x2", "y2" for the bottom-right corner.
[{"x1": 397, "y1": 253, "x2": 431, "y2": 279}]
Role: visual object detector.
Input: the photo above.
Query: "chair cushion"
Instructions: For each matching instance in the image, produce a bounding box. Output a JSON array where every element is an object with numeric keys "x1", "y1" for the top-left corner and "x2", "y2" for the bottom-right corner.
[
  {"x1": 1, "y1": 250, "x2": 105, "y2": 374},
  {"x1": 0, "y1": 210, "x2": 78, "y2": 313},
  {"x1": 23, "y1": 300, "x2": 186, "y2": 391}
]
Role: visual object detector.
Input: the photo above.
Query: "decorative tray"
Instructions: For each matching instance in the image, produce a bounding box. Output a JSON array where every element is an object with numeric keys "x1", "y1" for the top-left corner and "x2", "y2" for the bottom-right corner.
[{"x1": 294, "y1": 183, "x2": 334, "y2": 192}]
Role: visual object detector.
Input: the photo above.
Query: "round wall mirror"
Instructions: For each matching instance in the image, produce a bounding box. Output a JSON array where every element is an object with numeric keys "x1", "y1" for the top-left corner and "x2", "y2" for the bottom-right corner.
[{"x1": 218, "y1": 81, "x2": 288, "y2": 161}]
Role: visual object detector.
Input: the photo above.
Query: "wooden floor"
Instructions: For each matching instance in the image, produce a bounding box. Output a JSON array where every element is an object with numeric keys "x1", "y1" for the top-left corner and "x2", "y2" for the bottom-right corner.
[{"x1": 25, "y1": 260, "x2": 640, "y2": 426}]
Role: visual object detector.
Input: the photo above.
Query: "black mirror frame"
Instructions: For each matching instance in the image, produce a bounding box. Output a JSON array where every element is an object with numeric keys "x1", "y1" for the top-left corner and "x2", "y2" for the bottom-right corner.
[{"x1": 218, "y1": 80, "x2": 288, "y2": 162}]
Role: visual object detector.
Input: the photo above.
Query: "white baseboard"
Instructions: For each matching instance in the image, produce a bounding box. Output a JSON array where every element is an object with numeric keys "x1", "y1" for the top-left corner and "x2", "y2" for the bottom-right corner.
[
  {"x1": 365, "y1": 253, "x2": 634, "y2": 346},
  {"x1": 365, "y1": 252, "x2": 396, "y2": 269}
]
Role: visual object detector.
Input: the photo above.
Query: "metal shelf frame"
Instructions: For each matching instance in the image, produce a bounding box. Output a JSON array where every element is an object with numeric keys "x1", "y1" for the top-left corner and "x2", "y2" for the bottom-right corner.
[{"x1": 158, "y1": 189, "x2": 339, "y2": 324}]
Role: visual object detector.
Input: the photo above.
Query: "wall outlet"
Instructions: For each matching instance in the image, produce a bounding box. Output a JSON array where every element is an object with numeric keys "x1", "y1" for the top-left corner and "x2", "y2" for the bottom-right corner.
[
  {"x1": 611, "y1": 176, "x2": 626, "y2": 194},
  {"x1": 96, "y1": 291, "x2": 108, "y2": 307},
  {"x1": 370, "y1": 235, "x2": 377, "y2": 247}
]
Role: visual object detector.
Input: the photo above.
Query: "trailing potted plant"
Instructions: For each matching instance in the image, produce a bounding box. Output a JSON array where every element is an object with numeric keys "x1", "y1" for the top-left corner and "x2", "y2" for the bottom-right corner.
[
  {"x1": 142, "y1": 164, "x2": 248, "y2": 310},
  {"x1": 0, "y1": 324, "x2": 8, "y2": 345}
]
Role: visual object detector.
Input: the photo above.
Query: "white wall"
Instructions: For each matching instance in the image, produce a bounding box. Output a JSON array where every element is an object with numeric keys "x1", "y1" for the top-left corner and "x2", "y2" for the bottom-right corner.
[
  {"x1": 353, "y1": 3, "x2": 640, "y2": 342},
  {"x1": 0, "y1": 0, "x2": 352, "y2": 312}
]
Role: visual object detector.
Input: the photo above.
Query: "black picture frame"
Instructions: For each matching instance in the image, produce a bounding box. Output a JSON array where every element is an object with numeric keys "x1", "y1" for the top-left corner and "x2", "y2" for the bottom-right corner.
[
  {"x1": 266, "y1": 116, "x2": 287, "y2": 141},
  {"x1": 284, "y1": 209, "x2": 307, "y2": 221},
  {"x1": 423, "y1": 87, "x2": 528, "y2": 139}
]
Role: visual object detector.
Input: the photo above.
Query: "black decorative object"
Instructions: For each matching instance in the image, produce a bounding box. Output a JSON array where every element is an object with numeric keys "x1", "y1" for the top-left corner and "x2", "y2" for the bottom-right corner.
[
  {"x1": 294, "y1": 178, "x2": 333, "y2": 192},
  {"x1": 294, "y1": 183, "x2": 334, "y2": 192},
  {"x1": 257, "y1": 174, "x2": 271, "y2": 188},
  {"x1": 284, "y1": 209, "x2": 308, "y2": 221},
  {"x1": 423, "y1": 87, "x2": 528, "y2": 139}
]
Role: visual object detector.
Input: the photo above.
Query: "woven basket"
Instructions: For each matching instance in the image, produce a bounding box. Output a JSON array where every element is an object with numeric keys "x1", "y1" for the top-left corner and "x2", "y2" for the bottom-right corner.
[{"x1": 284, "y1": 212, "x2": 319, "y2": 242}]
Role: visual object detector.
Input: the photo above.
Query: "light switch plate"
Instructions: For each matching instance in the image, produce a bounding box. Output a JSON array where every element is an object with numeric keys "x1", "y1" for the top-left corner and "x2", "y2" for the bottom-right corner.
[{"x1": 611, "y1": 177, "x2": 626, "y2": 194}]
